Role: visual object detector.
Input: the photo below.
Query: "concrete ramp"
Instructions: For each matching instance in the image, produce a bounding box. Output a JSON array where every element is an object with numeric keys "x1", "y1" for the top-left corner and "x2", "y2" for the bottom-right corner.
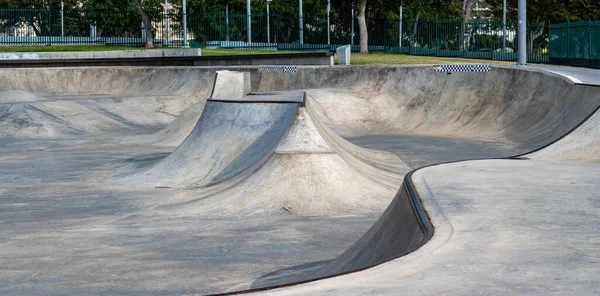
[
  {"x1": 164, "y1": 98, "x2": 409, "y2": 217},
  {"x1": 528, "y1": 100, "x2": 600, "y2": 161},
  {"x1": 116, "y1": 71, "x2": 310, "y2": 189},
  {"x1": 117, "y1": 100, "x2": 298, "y2": 188},
  {"x1": 126, "y1": 70, "x2": 252, "y2": 147}
]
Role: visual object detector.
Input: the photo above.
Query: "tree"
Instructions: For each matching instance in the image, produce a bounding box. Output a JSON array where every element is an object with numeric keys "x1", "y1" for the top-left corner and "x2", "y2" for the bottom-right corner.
[
  {"x1": 0, "y1": 0, "x2": 80, "y2": 36},
  {"x1": 462, "y1": 0, "x2": 477, "y2": 21},
  {"x1": 132, "y1": 0, "x2": 153, "y2": 47},
  {"x1": 485, "y1": 0, "x2": 600, "y2": 54},
  {"x1": 355, "y1": 0, "x2": 368, "y2": 53}
]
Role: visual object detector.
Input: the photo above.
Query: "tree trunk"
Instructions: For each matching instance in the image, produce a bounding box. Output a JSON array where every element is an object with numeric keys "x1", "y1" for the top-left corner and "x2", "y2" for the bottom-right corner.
[
  {"x1": 460, "y1": 0, "x2": 477, "y2": 52},
  {"x1": 133, "y1": 0, "x2": 154, "y2": 48},
  {"x1": 528, "y1": 18, "x2": 545, "y2": 55},
  {"x1": 411, "y1": 12, "x2": 420, "y2": 46},
  {"x1": 356, "y1": 0, "x2": 368, "y2": 53}
]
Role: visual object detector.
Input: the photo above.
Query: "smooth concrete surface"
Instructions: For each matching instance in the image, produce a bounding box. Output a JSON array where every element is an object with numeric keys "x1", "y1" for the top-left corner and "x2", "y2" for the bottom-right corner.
[
  {"x1": 256, "y1": 160, "x2": 600, "y2": 296},
  {"x1": 0, "y1": 48, "x2": 202, "y2": 60},
  {"x1": 529, "y1": 64, "x2": 600, "y2": 86},
  {"x1": 0, "y1": 65, "x2": 599, "y2": 295}
]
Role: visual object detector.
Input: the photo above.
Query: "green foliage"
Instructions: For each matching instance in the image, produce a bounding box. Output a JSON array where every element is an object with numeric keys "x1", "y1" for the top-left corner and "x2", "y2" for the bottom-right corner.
[{"x1": 485, "y1": 0, "x2": 600, "y2": 23}]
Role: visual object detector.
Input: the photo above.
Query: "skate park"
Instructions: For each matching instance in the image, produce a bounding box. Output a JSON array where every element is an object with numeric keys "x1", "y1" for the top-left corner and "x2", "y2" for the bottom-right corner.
[{"x1": 0, "y1": 62, "x2": 598, "y2": 295}]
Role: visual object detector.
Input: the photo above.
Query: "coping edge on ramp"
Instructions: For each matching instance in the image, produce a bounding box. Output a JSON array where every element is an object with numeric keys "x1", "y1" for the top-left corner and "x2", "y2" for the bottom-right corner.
[{"x1": 209, "y1": 91, "x2": 306, "y2": 107}]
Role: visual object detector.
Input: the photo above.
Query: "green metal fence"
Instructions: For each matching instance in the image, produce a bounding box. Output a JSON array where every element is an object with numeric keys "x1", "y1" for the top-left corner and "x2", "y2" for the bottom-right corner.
[
  {"x1": 184, "y1": 13, "x2": 549, "y2": 63},
  {"x1": 549, "y1": 20, "x2": 600, "y2": 68},
  {"x1": 0, "y1": 6, "x2": 586, "y2": 66},
  {"x1": 0, "y1": 7, "x2": 173, "y2": 46}
]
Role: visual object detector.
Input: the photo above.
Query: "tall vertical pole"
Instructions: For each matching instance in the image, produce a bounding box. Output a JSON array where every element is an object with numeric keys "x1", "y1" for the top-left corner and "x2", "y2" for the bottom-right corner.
[
  {"x1": 183, "y1": 0, "x2": 188, "y2": 47},
  {"x1": 502, "y1": 0, "x2": 506, "y2": 51},
  {"x1": 226, "y1": 3, "x2": 230, "y2": 42},
  {"x1": 247, "y1": 0, "x2": 252, "y2": 43},
  {"x1": 399, "y1": 3, "x2": 403, "y2": 47},
  {"x1": 351, "y1": 8, "x2": 355, "y2": 46},
  {"x1": 327, "y1": 0, "x2": 331, "y2": 46},
  {"x1": 165, "y1": 0, "x2": 169, "y2": 46},
  {"x1": 61, "y1": 0, "x2": 64, "y2": 37},
  {"x1": 517, "y1": 0, "x2": 526, "y2": 65},
  {"x1": 299, "y1": 0, "x2": 304, "y2": 44},
  {"x1": 267, "y1": 2, "x2": 271, "y2": 44}
]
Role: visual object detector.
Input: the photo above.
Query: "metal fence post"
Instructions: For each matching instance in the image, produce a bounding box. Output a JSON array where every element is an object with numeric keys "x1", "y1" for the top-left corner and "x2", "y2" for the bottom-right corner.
[
  {"x1": 267, "y1": 1, "x2": 271, "y2": 44},
  {"x1": 502, "y1": 0, "x2": 506, "y2": 51},
  {"x1": 517, "y1": 0, "x2": 527, "y2": 65},
  {"x1": 399, "y1": 4, "x2": 403, "y2": 47},
  {"x1": 226, "y1": 4, "x2": 229, "y2": 42},
  {"x1": 299, "y1": 0, "x2": 304, "y2": 45},
  {"x1": 327, "y1": 0, "x2": 330, "y2": 46},
  {"x1": 351, "y1": 8, "x2": 355, "y2": 46},
  {"x1": 247, "y1": 0, "x2": 251, "y2": 43},
  {"x1": 165, "y1": 0, "x2": 169, "y2": 46},
  {"x1": 183, "y1": 0, "x2": 188, "y2": 47},
  {"x1": 61, "y1": 0, "x2": 64, "y2": 37}
]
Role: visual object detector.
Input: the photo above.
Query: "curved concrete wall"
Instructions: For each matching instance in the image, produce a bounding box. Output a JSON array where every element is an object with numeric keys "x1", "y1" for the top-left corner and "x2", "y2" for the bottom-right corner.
[
  {"x1": 254, "y1": 66, "x2": 600, "y2": 153},
  {"x1": 0, "y1": 67, "x2": 216, "y2": 97}
]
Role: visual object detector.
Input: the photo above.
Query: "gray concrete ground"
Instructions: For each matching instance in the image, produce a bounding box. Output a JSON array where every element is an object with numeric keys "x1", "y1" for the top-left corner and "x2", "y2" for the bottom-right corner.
[
  {"x1": 529, "y1": 64, "x2": 600, "y2": 85},
  {"x1": 257, "y1": 160, "x2": 600, "y2": 296},
  {"x1": 0, "y1": 65, "x2": 598, "y2": 295}
]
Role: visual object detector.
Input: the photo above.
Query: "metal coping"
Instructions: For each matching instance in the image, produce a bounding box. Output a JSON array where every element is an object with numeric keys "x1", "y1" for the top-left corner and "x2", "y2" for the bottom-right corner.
[{"x1": 208, "y1": 91, "x2": 306, "y2": 107}]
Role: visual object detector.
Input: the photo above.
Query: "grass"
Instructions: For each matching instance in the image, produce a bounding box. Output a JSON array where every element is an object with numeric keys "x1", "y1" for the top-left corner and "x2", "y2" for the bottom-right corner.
[
  {"x1": 348, "y1": 52, "x2": 512, "y2": 65},
  {"x1": 201, "y1": 48, "x2": 299, "y2": 56},
  {"x1": 0, "y1": 45, "x2": 511, "y2": 65}
]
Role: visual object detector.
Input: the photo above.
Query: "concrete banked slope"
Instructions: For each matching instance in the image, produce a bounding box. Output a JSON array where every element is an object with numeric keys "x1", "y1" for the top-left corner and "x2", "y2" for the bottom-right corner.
[
  {"x1": 146, "y1": 67, "x2": 599, "y2": 291},
  {"x1": 0, "y1": 67, "x2": 216, "y2": 139},
  {"x1": 175, "y1": 66, "x2": 600, "y2": 292},
  {"x1": 254, "y1": 66, "x2": 600, "y2": 166},
  {"x1": 248, "y1": 67, "x2": 600, "y2": 296},
  {"x1": 112, "y1": 67, "x2": 599, "y2": 290},
  {"x1": 114, "y1": 71, "x2": 300, "y2": 188},
  {"x1": 0, "y1": 65, "x2": 599, "y2": 296}
]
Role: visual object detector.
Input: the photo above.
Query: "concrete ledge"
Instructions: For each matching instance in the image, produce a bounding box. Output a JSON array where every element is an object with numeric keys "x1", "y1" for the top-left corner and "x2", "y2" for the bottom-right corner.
[
  {"x1": 0, "y1": 52, "x2": 333, "y2": 67},
  {"x1": 0, "y1": 48, "x2": 202, "y2": 60}
]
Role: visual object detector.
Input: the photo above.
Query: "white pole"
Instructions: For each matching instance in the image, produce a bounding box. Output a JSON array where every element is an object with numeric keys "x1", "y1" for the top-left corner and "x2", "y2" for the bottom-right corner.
[
  {"x1": 399, "y1": 4, "x2": 403, "y2": 47},
  {"x1": 141, "y1": 21, "x2": 146, "y2": 42},
  {"x1": 61, "y1": 0, "x2": 64, "y2": 37},
  {"x1": 299, "y1": 0, "x2": 304, "y2": 44},
  {"x1": 247, "y1": 0, "x2": 252, "y2": 43},
  {"x1": 351, "y1": 8, "x2": 354, "y2": 46},
  {"x1": 165, "y1": 0, "x2": 169, "y2": 46},
  {"x1": 503, "y1": 0, "x2": 506, "y2": 51},
  {"x1": 226, "y1": 3, "x2": 230, "y2": 42},
  {"x1": 327, "y1": 0, "x2": 330, "y2": 45},
  {"x1": 517, "y1": 0, "x2": 526, "y2": 65},
  {"x1": 267, "y1": 2, "x2": 271, "y2": 44},
  {"x1": 183, "y1": 0, "x2": 188, "y2": 47}
]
